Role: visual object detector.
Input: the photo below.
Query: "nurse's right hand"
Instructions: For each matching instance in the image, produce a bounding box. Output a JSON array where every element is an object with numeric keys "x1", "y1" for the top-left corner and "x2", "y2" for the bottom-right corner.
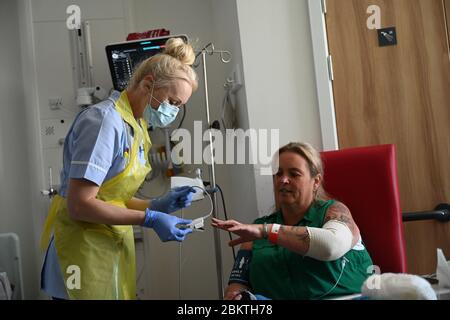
[{"x1": 142, "y1": 209, "x2": 193, "y2": 242}]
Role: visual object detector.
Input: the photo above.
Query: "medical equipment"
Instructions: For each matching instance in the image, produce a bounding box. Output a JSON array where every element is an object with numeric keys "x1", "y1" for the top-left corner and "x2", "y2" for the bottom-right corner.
[
  {"x1": 41, "y1": 167, "x2": 58, "y2": 198},
  {"x1": 195, "y1": 42, "x2": 232, "y2": 298},
  {"x1": 170, "y1": 173, "x2": 205, "y2": 202},
  {"x1": 0, "y1": 272, "x2": 12, "y2": 300},
  {"x1": 228, "y1": 249, "x2": 252, "y2": 286},
  {"x1": 316, "y1": 257, "x2": 349, "y2": 300},
  {"x1": 105, "y1": 35, "x2": 188, "y2": 91},
  {"x1": 0, "y1": 233, "x2": 24, "y2": 300},
  {"x1": 69, "y1": 21, "x2": 109, "y2": 108},
  {"x1": 76, "y1": 86, "x2": 108, "y2": 107},
  {"x1": 176, "y1": 185, "x2": 214, "y2": 232},
  {"x1": 220, "y1": 84, "x2": 237, "y2": 130}
]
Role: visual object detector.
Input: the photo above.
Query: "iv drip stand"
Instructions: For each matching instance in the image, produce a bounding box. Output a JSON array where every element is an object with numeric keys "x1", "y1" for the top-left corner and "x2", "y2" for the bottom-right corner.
[{"x1": 197, "y1": 43, "x2": 231, "y2": 299}]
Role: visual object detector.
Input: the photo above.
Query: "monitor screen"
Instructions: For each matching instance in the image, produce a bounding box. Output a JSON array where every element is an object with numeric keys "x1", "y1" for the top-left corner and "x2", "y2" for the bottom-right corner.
[{"x1": 105, "y1": 34, "x2": 188, "y2": 91}]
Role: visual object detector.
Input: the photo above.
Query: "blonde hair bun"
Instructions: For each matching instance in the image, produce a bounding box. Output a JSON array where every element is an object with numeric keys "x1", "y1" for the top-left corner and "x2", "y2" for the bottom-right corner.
[{"x1": 163, "y1": 37, "x2": 196, "y2": 66}]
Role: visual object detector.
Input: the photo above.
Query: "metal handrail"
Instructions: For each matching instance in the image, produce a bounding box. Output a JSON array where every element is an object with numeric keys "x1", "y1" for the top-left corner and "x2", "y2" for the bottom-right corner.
[{"x1": 402, "y1": 210, "x2": 450, "y2": 222}]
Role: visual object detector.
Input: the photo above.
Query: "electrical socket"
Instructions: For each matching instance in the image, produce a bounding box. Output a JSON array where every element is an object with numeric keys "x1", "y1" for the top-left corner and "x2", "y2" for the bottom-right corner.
[
  {"x1": 49, "y1": 97, "x2": 63, "y2": 110},
  {"x1": 227, "y1": 64, "x2": 243, "y2": 93}
]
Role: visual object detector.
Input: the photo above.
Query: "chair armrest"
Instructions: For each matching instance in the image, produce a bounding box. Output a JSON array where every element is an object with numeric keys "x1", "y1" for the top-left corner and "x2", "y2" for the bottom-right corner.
[{"x1": 402, "y1": 210, "x2": 450, "y2": 222}]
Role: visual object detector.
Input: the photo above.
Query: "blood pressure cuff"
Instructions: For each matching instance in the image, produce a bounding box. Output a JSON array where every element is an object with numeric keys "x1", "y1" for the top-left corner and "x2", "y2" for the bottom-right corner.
[{"x1": 228, "y1": 249, "x2": 252, "y2": 286}]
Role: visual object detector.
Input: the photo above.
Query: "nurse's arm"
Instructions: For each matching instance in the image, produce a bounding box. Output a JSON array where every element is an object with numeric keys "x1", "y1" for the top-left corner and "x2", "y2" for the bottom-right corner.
[
  {"x1": 67, "y1": 178, "x2": 146, "y2": 225},
  {"x1": 126, "y1": 197, "x2": 149, "y2": 211}
]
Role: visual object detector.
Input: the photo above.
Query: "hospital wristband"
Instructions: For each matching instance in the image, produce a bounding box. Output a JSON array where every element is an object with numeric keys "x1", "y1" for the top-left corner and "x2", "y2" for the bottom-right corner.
[
  {"x1": 262, "y1": 223, "x2": 269, "y2": 239},
  {"x1": 268, "y1": 223, "x2": 281, "y2": 244}
]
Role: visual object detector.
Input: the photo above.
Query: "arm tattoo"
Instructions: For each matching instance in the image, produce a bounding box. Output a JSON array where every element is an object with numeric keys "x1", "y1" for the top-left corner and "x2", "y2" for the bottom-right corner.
[
  {"x1": 286, "y1": 225, "x2": 309, "y2": 243},
  {"x1": 324, "y1": 201, "x2": 355, "y2": 231}
]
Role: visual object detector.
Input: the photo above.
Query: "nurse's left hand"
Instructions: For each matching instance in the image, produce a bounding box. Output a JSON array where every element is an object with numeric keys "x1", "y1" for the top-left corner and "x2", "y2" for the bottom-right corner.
[
  {"x1": 150, "y1": 186, "x2": 196, "y2": 214},
  {"x1": 143, "y1": 209, "x2": 193, "y2": 242}
]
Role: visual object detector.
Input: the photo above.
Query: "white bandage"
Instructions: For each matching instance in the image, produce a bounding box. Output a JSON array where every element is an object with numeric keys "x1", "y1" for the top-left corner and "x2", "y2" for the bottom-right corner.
[{"x1": 305, "y1": 220, "x2": 353, "y2": 261}]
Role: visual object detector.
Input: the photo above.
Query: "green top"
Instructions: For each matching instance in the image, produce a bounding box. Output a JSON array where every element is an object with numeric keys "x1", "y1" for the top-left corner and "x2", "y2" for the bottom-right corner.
[{"x1": 250, "y1": 199, "x2": 373, "y2": 300}]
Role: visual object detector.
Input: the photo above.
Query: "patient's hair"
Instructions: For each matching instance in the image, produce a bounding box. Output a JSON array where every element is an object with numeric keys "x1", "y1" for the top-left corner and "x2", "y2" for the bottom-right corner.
[
  {"x1": 277, "y1": 142, "x2": 328, "y2": 201},
  {"x1": 128, "y1": 37, "x2": 198, "y2": 91}
]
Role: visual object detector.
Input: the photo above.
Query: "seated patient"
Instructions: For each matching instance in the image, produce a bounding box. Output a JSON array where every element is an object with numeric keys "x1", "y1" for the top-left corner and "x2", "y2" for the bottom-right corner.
[{"x1": 212, "y1": 142, "x2": 373, "y2": 300}]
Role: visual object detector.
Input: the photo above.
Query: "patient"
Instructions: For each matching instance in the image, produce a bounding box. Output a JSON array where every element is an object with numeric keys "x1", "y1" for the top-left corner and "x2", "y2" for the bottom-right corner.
[{"x1": 212, "y1": 142, "x2": 373, "y2": 300}]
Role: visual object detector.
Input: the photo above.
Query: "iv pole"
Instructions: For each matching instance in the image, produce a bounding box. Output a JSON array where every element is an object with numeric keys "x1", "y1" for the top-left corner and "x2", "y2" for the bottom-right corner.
[{"x1": 196, "y1": 43, "x2": 231, "y2": 299}]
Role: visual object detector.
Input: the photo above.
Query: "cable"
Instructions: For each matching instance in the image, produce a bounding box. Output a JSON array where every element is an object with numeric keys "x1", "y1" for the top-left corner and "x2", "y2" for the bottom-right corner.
[
  {"x1": 216, "y1": 184, "x2": 236, "y2": 260},
  {"x1": 136, "y1": 182, "x2": 170, "y2": 200},
  {"x1": 203, "y1": 181, "x2": 236, "y2": 260},
  {"x1": 315, "y1": 257, "x2": 349, "y2": 300},
  {"x1": 191, "y1": 185, "x2": 214, "y2": 220}
]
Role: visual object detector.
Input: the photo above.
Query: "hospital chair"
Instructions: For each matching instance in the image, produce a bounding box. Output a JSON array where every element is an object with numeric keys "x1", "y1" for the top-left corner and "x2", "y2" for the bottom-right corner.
[
  {"x1": 320, "y1": 144, "x2": 408, "y2": 273},
  {"x1": 0, "y1": 233, "x2": 24, "y2": 299}
]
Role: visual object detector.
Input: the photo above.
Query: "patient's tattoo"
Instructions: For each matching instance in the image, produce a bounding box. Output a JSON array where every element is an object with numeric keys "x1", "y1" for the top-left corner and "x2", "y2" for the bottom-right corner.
[
  {"x1": 296, "y1": 229, "x2": 309, "y2": 242},
  {"x1": 324, "y1": 201, "x2": 355, "y2": 229},
  {"x1": 285, "y1": 226, "x2": 309, "y2": 243}
]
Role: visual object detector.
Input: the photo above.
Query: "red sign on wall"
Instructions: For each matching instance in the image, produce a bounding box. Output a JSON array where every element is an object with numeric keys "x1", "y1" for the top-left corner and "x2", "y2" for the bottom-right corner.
[{"x1": 126, "y1": 28, "x2": 170, "y2": 41}]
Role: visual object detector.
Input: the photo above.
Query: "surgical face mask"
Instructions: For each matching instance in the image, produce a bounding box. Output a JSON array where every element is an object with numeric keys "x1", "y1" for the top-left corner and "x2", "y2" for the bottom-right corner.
[{"x1": 144, "y1": 85, "x2": 179, "y2": 128}]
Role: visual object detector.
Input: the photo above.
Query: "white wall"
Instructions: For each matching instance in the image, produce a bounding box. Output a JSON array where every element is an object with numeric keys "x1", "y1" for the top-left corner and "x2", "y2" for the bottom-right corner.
[
  {"x1": 0, "y1": 0, "x2": 40, "y2": 299},
  {"x1": 236, "y1": 0, "x2": 323, "y2": 216}
]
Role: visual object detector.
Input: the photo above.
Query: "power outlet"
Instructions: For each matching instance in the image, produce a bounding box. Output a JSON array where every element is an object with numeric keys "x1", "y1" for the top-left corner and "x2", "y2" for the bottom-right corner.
[
  {"x1": 227, "y1": 64, "x2": 243, "y2": 93},
  {"x1": 49, "y1": 97, "x2": 63, "y2": 110}
]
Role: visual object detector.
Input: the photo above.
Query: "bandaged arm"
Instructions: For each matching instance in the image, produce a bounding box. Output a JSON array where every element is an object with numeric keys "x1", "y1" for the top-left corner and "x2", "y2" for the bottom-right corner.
[
  {"x1": 305, "y1": 220, "x2": 353, "y2": 261},
  {"x1": 272, "y1": 202, "x2": 358, "y2": 260}
]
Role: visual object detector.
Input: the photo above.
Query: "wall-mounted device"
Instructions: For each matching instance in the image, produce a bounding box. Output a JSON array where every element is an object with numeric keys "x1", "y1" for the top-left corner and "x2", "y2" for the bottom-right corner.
[
  {"x1": 378, "y1": 27, "x2": 397, "y2": 47},
  {"x1": 105, "y1": 34, "x2": 188, "y2": 91},
  {"x1": 76, "y1": 86, "x2": 108, "y2": 107},
  {"x1": 170, "y1": 176, "x2": 205, "y2": 202}
]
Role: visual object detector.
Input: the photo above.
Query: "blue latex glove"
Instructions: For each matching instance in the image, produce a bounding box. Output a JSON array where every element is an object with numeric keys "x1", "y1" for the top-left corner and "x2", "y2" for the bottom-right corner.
[
  {"x1": 150, "y1": 186, "x2": 197, "y2": 214},
  {"x1": 142, "y1": 209, "x2": 193, "y2": 242}
]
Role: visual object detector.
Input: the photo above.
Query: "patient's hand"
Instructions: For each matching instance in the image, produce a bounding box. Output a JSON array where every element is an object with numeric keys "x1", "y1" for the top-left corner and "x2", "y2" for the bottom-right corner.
[
  {"x1": 224, "y1": 283, "x2": 250, "y2": 300},
  {"x1": 212, "y1": 218, "x2": 263, "y2": 246},
  {"x1": 224, "y1": 290, "x2": 243, "y2": 300}
]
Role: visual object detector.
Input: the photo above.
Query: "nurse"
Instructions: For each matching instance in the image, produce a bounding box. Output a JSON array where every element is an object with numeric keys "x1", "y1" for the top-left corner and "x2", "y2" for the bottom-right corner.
[{"x1": 40, "y1": 38, "x2": 198, "y2": 300}]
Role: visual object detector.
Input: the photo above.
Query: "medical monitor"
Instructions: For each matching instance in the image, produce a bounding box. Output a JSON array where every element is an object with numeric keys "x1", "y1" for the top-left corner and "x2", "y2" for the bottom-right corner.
[{"x1": 105, "y1": 34, "x2": 188, "y2": 91}]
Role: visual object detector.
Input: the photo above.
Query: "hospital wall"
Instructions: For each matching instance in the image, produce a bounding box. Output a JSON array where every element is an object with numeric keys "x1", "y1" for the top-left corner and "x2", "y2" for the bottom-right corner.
[
  {"x1": 0, "y1": 0, "x2": 41, "y2": 299},
  {"x1": 236, "y1": 0, "x2": 323, "y2": 218}
]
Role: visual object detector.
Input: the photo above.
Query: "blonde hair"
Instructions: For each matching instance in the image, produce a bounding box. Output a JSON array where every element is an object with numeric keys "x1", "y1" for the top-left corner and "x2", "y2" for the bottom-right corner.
[
  {"x1": 128, "y1": 37, "x2": 198, "y2": 91},
  {"x1": 277, "y1": 142, "x2": 328, "y2": 201}
]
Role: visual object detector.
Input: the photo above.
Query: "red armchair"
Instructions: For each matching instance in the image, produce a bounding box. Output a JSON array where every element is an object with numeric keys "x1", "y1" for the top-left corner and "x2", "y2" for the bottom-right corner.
[{"x1": 320, "y1": 144, "x2": 408, "y2": 273}]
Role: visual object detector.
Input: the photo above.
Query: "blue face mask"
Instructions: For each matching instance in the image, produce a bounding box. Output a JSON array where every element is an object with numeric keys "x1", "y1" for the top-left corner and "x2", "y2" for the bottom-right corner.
[{"x1": 144, "y1": 85, "x2": 180, "y2": 128}]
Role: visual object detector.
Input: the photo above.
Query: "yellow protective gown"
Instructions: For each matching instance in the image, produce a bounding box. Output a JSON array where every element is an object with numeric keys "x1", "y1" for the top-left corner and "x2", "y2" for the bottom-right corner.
[{"x1": 40, "y1": 91, "x2": 151, "y2": 299}]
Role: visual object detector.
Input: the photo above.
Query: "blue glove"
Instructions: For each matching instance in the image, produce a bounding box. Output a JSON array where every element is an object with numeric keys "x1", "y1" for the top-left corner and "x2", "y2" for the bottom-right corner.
[
  {"x1": 142, "y1": 209, "x2": 193, "y2": 242},
  {"x1": 150, "y1": 186, "x2": 197, "y2": 214}
]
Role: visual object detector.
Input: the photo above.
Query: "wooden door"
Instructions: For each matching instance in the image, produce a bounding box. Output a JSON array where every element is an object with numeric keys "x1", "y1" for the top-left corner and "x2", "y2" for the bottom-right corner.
[
  {"x1": 325, "y1": 0, "x2": 450, "y2": 274},
  {"x1": 446, "y1": 0, "x2": 450, "y2": 51}
]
